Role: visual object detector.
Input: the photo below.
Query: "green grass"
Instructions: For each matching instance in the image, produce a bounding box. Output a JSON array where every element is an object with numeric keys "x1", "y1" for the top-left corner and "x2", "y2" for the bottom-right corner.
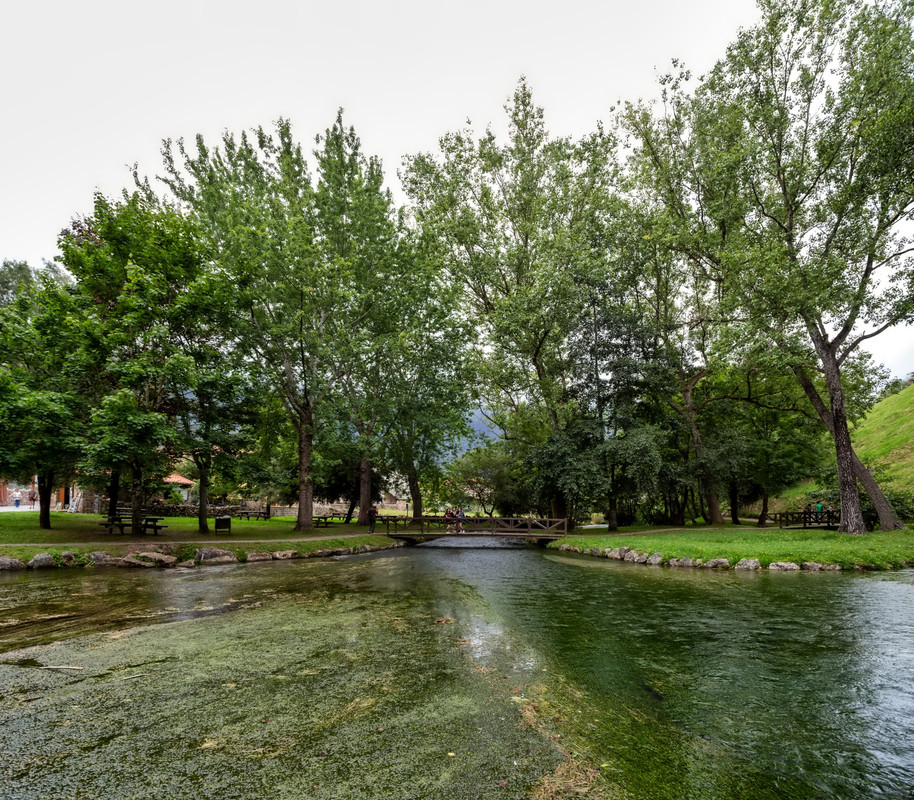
[
  {"x1": 0, "y1": 511, "x2": 379, "y2": 544},
  {"x1": 852, "y1": 383, "x2": 914, "y2": 491},
  {"x1": 555, "y1": 525, "x2": 914, "y2": 569},
  {"x1": 0, "y1": 511, "x2": 398, "y2": 563}
]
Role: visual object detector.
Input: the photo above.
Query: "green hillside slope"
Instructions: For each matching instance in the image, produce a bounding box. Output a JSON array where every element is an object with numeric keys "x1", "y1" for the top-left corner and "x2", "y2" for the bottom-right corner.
[{"x1": 852, "y1": 383, "x2": 914, "y2": 491}]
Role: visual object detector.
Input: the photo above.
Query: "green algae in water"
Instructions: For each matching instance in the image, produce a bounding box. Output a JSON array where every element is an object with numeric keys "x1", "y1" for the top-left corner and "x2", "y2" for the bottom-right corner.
[{"x1": 0, "y1": 559, "x2": 562, "y2": 800}]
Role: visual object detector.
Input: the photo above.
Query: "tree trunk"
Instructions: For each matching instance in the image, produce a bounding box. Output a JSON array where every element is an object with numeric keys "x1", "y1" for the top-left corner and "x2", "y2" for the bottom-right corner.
[
  {"x1": 606, "y1": 493, "x2": 619, "y2": 532},
  {"x1": 757, "y1": 490, "x2": 769, "y2": 527},
  {"x1": 197, "y1": 460, "x2": 210, "y2": 534},
  {"x1": 37, "y1": 470, "x2": 54, "y2": 530},
  {"x1": 344, "y1": 499, "x2": 357, "y2": 524},
  {"x1": 294, "y1": 407, "x2": 314, "y2": 532},
  {"x1": 792, "y1": 365, "x2": 903, "y2": 530},
  {"x1": 552, "y1": 490, "x2": 572, "y2": 531},
  {"x1": 106, "y1": 468, "x2": 121, "y2": 518},
  {"x1": 406, "y1": 467, "x2": 422, "y2": 520},
  {"x1": 729, "y1": 480, "x2": 741, "y2": 525},
  {"x1": 677, "y1": 384, "x2": 725, "y2": 524},
  {"x1": 357, "y1": 457, "x2": 371, "y2": 525},
  {"x1": 813, "y1": 344, "x2": 866, "y2": 534},
  {"x1": 130, "y1": 466, "x2": 144, "y2": 535}
]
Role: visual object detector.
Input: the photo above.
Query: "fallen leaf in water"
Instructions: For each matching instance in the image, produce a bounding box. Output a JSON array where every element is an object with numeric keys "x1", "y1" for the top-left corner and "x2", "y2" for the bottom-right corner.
[
  {"x1": 434, "y1": 617, "x2": 453, "y2": 624},
  {"x1": 199, "y1": 740, "x2": 219, "y2": 749},
  {"x1": 448, "y1": 752, "x2": 455, "y2": 757}
]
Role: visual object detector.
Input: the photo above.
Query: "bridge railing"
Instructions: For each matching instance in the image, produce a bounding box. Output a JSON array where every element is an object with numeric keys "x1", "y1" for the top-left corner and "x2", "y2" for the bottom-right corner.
[
  {"x1": 766, "y1": 510, "x2": 840, "y2": 528},
  {"x1": 407, "y1": 515, "x2": 567, "y2": 536}
]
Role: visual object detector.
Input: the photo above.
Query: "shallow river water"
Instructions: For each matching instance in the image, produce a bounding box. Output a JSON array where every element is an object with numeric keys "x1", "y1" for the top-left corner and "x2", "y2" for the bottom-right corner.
[{"x1": 1, "y1": 539, "x2": 913, "y2": 799}]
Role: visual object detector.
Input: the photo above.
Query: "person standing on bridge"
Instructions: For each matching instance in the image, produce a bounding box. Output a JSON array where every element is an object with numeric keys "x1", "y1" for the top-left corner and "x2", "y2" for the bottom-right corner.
[{"x1": 456, "y1": 507, "x2": 465, "y2": 533}]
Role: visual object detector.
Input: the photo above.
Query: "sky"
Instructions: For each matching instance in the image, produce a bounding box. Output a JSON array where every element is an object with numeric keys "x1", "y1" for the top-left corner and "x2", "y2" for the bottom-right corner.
[{"x1": 2, "y1": 0, "x2": 911, "y2": 377}]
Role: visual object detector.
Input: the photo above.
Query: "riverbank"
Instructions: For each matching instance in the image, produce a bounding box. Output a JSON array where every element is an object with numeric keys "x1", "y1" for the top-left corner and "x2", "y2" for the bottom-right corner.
[
  {"x1": 0, "y1": 535, "x2": 404, "y2": 570},
  {"x1": 550, "y1": 526, "x2": 914, "y2": 570}
]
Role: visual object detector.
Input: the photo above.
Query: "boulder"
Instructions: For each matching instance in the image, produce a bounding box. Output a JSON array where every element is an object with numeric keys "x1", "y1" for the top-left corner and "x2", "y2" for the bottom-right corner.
[
  {"x1": 176, "y1": 560, "x2": 196, "y2": 568},
  {"x1": 27, "y1": 553, "x2": 56, "y2": 569},
  {"x1": 272, "y1": 550, "x2": 299, "y2": 560},
  {"x1": 769, "y1": 561, "x2": 800, "y2": 571},
  {"x1": 822, "y1": 563, "x2": 842, "y2": 571},
  {"x1": 623, "y1": 550, "x2": 639, "y2": 562},
  {"x1": 60, "y1": 551, "x2": 79, "y2": 566},
  {"x1": 195, "y1": 547, "x2": 238, "y2": 566},
  {"x1": 122, "y1": 555, "x2": 156, "y2": 569},
  {"x1": 245, "y1": 551, "x2": 273, "y2": 562},
  {"x1": 668, "y1": 556, "x2": 695, "y2": 568},
  {"x1": 801, "y1": 562, "x2": 823, "y2": 571},
  {"x1": 608, "y1": 547, "x2": 630, "y2": 560},
  {"x1": 634, "y1": 552, "x2": 649, "y2": 563},
  {"x1": 702, "y1": 558, "x2": 730, "y2": 569},
  {"x1": 136, "y1": 552, "x2": 178, "y2": 567},
  {"x1": 0, "y1": 556, "x2": 27, "y2": 570},
  {"x1": 646, "y1": 553, "x2": 664, "y2": 566},
  {"x1": 89, "y1": 551, "x2": 129, "y2": 567},
  {"x1": 734, "y1": 558, "x2": 761, "y2": 571}
]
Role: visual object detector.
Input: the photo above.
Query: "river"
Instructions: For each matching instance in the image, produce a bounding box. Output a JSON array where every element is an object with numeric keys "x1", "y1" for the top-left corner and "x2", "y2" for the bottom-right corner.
[{"x1": 1, "y1": 539, "x2": 912, "y2": 799}]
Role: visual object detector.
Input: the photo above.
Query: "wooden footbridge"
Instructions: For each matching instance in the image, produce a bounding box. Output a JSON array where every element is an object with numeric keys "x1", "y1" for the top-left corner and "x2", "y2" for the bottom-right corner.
[
  {"x1": 379, "y1": 515, "x2": 567, "y2": 543},
  {"x1": 766, "y1": 510, "x2": 840, "y2": 529}
]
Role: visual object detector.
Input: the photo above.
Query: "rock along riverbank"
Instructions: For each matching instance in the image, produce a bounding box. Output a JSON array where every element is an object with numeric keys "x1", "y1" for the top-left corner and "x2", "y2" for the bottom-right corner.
[
  {"x1": 0, "y1": 540, "x2": 405, "y2": 571},
  {"x1": 554, "y1": 543, "x2": 852, "y2": 571}
]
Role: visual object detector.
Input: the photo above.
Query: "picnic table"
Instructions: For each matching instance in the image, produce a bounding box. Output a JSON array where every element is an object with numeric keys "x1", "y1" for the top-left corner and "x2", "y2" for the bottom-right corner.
[
  {"x1": 98, "y1": 514, "x2": 169, "y2": 535},
  {"x1": 235, "y1": 510, "x2": 271, "y2": 521},
  {"x1": 313, "y1": 514, "x2": 343, "y2": 527}
]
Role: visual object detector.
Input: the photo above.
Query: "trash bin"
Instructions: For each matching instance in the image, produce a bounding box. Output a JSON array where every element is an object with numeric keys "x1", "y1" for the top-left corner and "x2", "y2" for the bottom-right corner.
[{"x1": 215, "y1": 516, "x2": 231, "y2": 534}]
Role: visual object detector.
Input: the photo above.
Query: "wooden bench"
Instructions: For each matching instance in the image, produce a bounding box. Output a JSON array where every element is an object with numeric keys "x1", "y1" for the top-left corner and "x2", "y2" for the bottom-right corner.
[{"x1": 236, "y1": 510, "x2": 270, "y2": 521}]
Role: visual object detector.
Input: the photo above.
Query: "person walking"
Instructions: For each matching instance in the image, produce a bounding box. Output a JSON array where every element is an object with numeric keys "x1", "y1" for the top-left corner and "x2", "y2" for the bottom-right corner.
[
  {"x1": 28, "y1": 489, "x2": 37, "y2": 509},
  {"x1": 12, "y1": 489, "x2": 22, "y2": 509},
  {"x1": 368, "y1": 504, "x2": 379, "y2": 533}
]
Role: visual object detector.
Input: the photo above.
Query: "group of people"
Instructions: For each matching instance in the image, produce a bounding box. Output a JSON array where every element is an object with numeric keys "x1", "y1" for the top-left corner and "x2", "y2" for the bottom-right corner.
[
  {"x1": 444, "y1": 506, "x2": 466, "y2": 533},
  {"x1": 9, "y1": 488, "x2": 37, "y2": 509}
]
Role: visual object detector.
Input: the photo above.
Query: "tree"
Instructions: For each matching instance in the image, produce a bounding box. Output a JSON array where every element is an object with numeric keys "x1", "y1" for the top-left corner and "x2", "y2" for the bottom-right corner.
[
  {"x1": 0, "y1": 278, "x2": 86, "y2": 528},
  {"x1": 625, "y1": 0, "x2": 914, "y2": 533},
  {"x1": 59, "y1": 193, "x2": 204, "y2": 533},
  {"x1": 404, "y1": 79, "x2": 617, "y2": 519}
]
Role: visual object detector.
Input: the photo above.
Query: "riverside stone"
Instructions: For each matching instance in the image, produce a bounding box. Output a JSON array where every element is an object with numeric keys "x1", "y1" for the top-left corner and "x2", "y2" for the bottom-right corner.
[
  {"x1": 769, "y1": 561, "x2": 800, "y2": 571},
  {"x1": 646, "y1": 553, "x2": 664, "y2": 565},
  {"x1": 623, "y1": 550, "x2": 639, "y2": 562},
  {"x1": 801, "y1": 562, "x2": 823, "y2": 571},
  {"x1": 195, "y1": 548, "x2": 238, "y2": 565},
  {"x1": 89, "y1": 551, "x2": 129, "y2": 567},
  {"x1": 60, "y1": 551, "x2": 79, "y2": 566},
  {"x1": 122, "y1": 555, "x2": 157, "y2": 568},
  {"x1": 136, "y1": 552, "x2": 178, "y2": 567},
  {"x1": 272, "y1": 550, "x2": 299, "y2": 560},
  {"x1": 27, "y1": 553, "x2": 56, "y2": 569},
  {"x1": 608, "y1": 547, "x2": 629, "y2": 560},
  {"x1": 0, "y1": 556, "x2": 27, "y2": 570},
  {"x1": 734, "y1": 558, "x2": 762, "y2": 570},
  {"x1": 702, "y1": 558, "x2": 730, "y2": 569},
  {"x1": 668, "y1": 557, "x2": 695, "y2": 567},
  {"x1": 245, "y1": 552, "x2": 273, "y2": 562}
]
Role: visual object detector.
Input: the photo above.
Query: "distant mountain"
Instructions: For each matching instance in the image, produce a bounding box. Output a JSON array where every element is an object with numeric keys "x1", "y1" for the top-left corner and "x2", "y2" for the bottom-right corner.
[{"x1": 852, "y1": 383, "x2": 914, "y2": 491}]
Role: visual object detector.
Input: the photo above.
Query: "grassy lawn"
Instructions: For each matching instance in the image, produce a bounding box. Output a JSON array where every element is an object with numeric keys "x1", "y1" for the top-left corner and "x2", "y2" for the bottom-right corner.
[
  {"x1": 0, "y1": 512, "x2": 398, "y2": 563},
  {"x1": 556, "y1": 524, "x2": 914, "y2": 569},
  {"x1": 0, "y1": 511, "x2": 376, "y2": 544}
]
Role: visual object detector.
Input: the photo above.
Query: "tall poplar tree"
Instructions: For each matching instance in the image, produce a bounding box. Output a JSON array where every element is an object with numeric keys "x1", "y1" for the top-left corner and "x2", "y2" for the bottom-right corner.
[{"x1": 626, "y1": 0, "x2": 914, "y2": 533}]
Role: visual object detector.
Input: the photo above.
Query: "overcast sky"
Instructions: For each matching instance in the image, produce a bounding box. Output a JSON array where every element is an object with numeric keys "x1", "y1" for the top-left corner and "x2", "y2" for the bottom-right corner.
[{"x1": 2, "y1": 0, "x2": 911, "y2": 377}]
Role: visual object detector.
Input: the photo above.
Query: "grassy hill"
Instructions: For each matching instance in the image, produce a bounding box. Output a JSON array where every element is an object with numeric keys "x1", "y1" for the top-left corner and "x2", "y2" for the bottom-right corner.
[{"x1": 852, "y1": 382, "x2": 914, "y2": 491}]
